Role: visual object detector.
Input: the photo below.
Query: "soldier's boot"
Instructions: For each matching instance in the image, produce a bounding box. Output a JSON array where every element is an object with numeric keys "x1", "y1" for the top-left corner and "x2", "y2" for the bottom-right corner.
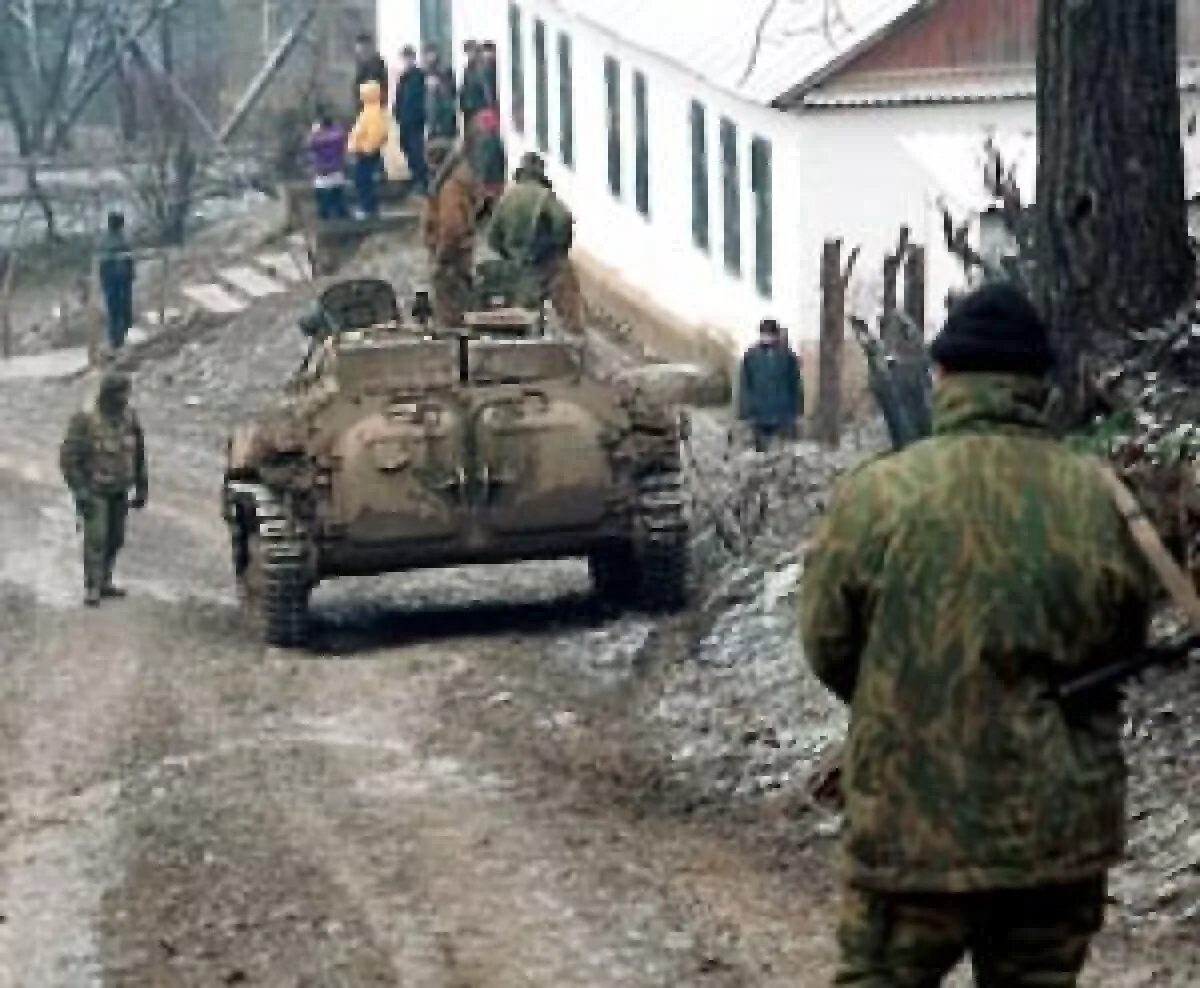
[
  {"x1": 84, "y1": 584, "x2": 101, "y2": 608},
  {"x1": 100, "y1": 557, "x2": 126, "y2": 598}
]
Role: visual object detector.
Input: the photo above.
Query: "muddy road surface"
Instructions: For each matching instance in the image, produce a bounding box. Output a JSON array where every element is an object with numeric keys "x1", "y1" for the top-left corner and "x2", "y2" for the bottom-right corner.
[
  {"x1": 1, "y1": 275, "x2": 1196, "y2": 985},
  {"x1": 0, "y1": 347, "x2": 838, "y2": 986}
]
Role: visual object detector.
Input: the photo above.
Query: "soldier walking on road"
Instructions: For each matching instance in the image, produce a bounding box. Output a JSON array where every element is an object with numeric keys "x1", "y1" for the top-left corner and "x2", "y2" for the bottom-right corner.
[
  {"x1": 423, "y1": 150, "x2": 481, "y2": 327},
  {"x1": 736, "y1": 318, "x2": 803, "y2": 451},
  {"x1": 487, "y1": 152, "x2": 585, "y2": 335},
  {"x1": 60, "y1": 372, "x2": 149, "y2": 608},
  {"x1": 801, "y1": 283, "x2": 1151, "y2": 987},
  {"x1": 98, "y1": 211, "x2": 136, "y2": 351}
]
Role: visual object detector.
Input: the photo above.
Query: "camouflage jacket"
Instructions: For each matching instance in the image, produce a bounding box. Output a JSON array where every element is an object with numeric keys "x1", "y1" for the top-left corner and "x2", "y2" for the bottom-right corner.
[
  {"x1": 60, "y1": 405, "x2": 148, "y2": 498},
  {"x1": 800, "y1": 374, "x2": 1151, "y2": 893},
  {"x1": 487, "y1": 180, "x2": 573, "y2": 266}
]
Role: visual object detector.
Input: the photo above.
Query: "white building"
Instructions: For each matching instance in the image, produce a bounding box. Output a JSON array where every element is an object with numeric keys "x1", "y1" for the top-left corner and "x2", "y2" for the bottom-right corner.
[{"x1": 378, "y1": 0, "x2": 1200, "y2": 358}]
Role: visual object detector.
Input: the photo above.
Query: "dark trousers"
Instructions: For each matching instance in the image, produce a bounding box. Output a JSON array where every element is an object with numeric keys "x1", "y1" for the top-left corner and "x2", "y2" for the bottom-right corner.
[
  {"x1": 835, "y1": 877, "x2": 1106, "y2": 987},
  {"x1": 314, "y1": 184, "x2": 349, "y2": 221},
  {"x1": 81, "y1": 493, "x2": 128, "y2": 590},
  {"x1": 399, "y1": 126, "x2": 428, "y2": 193},
  {"x1": 751, "y1": 422, "x2": 797, "y2": 453},
  {"x1": 352, "y1": 152, "x2": 382, "y2": 217},
  {"x1": 103, "y1": 287, "x2": 134, "y2": 349}
]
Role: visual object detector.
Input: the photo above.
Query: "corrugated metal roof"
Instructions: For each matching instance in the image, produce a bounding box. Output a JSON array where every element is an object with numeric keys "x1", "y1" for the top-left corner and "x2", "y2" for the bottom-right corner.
[
  {"x1": 547, "y1": 0, "x2": 925, "y2": 105},
  {"x1": 805, "y1": 70, "x2": 1036, "y2": 107},
  {"x1": 804, "y1": 62, "x2": 1200, "y2": 109}
]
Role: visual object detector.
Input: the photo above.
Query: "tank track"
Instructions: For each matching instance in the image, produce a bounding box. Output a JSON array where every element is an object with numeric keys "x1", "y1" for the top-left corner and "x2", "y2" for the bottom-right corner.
[
  {"x1": 633, "y1": 467, "x2": 690, "y2": 613},
  {"x1": 230, "y1": 483, "x2": 310, "y2": 648}
]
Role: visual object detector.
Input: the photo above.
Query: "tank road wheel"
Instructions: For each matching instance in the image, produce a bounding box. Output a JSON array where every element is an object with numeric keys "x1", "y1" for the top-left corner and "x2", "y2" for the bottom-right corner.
[
  {"x1": 232, "y1": 487, "x2": 311, "y2": 648},
  {"x1": 633, "y1": 470, "x2": 690, "y2": 613}
]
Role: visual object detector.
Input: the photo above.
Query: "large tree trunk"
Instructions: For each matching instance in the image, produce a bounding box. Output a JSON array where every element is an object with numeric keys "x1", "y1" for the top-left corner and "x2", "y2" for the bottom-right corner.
[{"x1": 1036, "y1": 0, "x2": 1193, "y2": 408}]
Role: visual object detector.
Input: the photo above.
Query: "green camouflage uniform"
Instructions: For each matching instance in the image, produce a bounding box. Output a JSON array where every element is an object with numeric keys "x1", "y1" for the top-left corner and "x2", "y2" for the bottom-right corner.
[
  {"x1": 60, "y1": 381, "x2": 148, "y2": 600},
  {"x1": 487, "y1": 178, "x2": 584, "y2": 334},
  {"x1": 800, "y1": 373, "x2": 1151, "y2": 986}
]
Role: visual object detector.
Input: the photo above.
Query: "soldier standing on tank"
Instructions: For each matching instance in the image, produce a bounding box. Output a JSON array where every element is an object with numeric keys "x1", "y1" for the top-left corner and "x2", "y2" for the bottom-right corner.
[
  {"x1": 422, "y1": 149, "x2": 481, "y2": 326},
  {"x1": 800, "y1": 283, "x2": 1151, "y2": 986},
  {"x1": 60, "y1": 371, "x2": 149, "y2": 607},
  {"x1": 487, "y1": 152, "x2": 585, "y2": 335}
]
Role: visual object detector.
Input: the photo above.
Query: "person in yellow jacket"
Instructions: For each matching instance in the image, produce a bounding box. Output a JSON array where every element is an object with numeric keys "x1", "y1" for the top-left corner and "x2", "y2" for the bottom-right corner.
[{"x1": 347, "y1": 80, "x2": 389, "y2": 217}]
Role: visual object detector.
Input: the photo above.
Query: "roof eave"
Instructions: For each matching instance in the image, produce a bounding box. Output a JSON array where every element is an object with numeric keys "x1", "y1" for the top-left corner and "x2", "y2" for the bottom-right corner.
[{"x1": 770, "y1": 0, "x2": 941, "y2": 110}]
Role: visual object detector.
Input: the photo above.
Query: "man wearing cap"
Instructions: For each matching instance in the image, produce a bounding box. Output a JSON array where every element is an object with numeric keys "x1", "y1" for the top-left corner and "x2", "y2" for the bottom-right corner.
[
  {"x1": 736, "y1": 318, "x2": 803, "y2": 452},
  {"x1": 353, "y1": 33, "x2": 389, "y2": 109},
  {"x1": 60, "y1": 372, "x2": 149, "y2": 607},
  {"x1": 487, "y1": 152, "x2": 584, "y2": 334},
  {"x1": 801, "y1": 282, "x2": 1151, "y2": 986},
  {"x1": 393, "y1": 45, "x2": 428, "y2": 194}
]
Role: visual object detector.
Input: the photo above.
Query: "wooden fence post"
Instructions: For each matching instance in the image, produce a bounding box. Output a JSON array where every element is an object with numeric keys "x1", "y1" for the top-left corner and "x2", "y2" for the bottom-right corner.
[
  {"x1": 816, "y1": 239, "x2": 853, "y2": 448},
  {"x1": 904, "y1": 244, "x2": 926, "y2": 343}
]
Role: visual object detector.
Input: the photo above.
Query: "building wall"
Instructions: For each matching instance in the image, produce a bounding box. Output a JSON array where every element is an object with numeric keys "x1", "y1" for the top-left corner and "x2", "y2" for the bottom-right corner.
[
  {"x1": 797, "y1": 98, "x2": 1037, "y2": 333},
  {"x1": 375, "y1": 0, "x2": 1179, "y2": 355},
  {"x1": 384, "y1": 0, "x2": 806, "y2": 354}
]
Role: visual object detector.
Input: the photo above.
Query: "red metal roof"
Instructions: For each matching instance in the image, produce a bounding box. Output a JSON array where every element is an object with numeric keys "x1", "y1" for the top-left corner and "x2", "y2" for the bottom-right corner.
[
  {"x1": 832, "y1": 0, "x2": 1200, "y2": 82},
  {"x1": 834, "y1": 0, "x2": 1037, "y2": 80}
]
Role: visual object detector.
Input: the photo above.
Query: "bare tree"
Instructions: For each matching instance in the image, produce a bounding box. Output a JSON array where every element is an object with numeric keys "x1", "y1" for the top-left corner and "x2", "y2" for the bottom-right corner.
[
  {"x1": 0, "y1": 0, "x2": 188, "y2": 238},
  {"x1": 739, "y1": 0, "x2": 855, "y2": 86}
]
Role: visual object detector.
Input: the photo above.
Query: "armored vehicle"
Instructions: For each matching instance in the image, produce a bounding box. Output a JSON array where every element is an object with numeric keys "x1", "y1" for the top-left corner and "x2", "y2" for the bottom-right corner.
[{"x1": 223, "y1": 278, "x2": 689, "y2": 646}]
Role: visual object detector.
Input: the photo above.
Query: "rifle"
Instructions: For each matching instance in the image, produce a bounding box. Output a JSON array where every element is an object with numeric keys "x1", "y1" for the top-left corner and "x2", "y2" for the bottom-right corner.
[{"x1": 1053, "y1": 631, "x2": 1200, "y2": 703}]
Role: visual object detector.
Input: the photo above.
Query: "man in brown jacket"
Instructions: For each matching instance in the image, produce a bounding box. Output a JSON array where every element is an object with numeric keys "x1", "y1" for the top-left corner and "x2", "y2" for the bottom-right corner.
[{"x1": 422, "y1": 151, "x2": 481, "y2": 327}]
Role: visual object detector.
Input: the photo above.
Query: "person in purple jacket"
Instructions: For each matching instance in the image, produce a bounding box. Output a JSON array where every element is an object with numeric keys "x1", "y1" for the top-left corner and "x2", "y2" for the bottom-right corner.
[{"x1": 308, "y1": 113, "x2": 350, "y2": 221}]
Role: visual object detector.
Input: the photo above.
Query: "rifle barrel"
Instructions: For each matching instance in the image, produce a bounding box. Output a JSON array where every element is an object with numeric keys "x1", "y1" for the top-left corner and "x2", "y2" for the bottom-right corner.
[{"x1": 1054, "y1": 633, "x2": 1200, "y2": 702}]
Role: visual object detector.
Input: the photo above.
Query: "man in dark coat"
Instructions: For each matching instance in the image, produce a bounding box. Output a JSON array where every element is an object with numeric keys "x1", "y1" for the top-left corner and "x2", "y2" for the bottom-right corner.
[
  {"x1": 426, "y1": 69, "x2": 459, "y2": 144},
  {"x1": 98, "y1": 211, "x2": 136, "y2": 350},
  {"x1": 353, "y1": 33, "x2": 389, "y2": 109},
  {"x1": 459, "y1": 40, "x2": 492, "y2": 126},
  {"x1": 480, "y1": 42, "x2": 500, "y2": 110},
  {"x1": 393, "y1": 45, "x2": 428, "y2": 194},
  {"x1": 736, "y1": 319, "x2": 803, "y2": 451}
]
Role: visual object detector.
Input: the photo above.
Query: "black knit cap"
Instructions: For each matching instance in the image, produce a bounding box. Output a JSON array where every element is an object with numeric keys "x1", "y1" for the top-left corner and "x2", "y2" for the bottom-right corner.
[{"x1": 930, "y1": 282, "x2": 1055, "y2": 377}]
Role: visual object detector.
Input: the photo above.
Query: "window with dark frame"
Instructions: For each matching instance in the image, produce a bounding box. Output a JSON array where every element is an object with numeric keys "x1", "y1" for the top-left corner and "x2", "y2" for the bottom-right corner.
[
  {"x1": 533, "y1": 18, "x2": 549, "y2": 151},
  {"x1": 509, "y1": 3, "x2": 525, "y2": 133},
  {"x1": 558, "y1": 33, "x2": 574, "y2": 167},
  {"x1": 751, "y1": 137, "x2": 773, "y2": 298},
  {"x1": 604, "y1": 56, "x2": 621, "y2": 198},
  {"x1": 720, "y1": 117, "x2": 741, "y2": 276},
  {"x1": 633, "y1": 71, "x2": 650, "y2": 216},
  {"x1": 690, "y1": 101, "x2": 709, "y2": 251}
]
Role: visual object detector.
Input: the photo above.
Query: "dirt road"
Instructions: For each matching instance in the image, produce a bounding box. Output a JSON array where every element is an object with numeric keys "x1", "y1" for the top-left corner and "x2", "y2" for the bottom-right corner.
[
  {"x1": 0, "y1": 368, "x2": 845, "y2": 987},
  {"x1": 1, "y1": 281, "x2": 1195, "y2": 985}
]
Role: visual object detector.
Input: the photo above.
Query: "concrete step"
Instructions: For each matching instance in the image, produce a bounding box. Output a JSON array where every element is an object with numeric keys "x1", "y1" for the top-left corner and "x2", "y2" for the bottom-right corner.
[
  {"x1": 255, "y1": 251, "x2": 312, "y2": 284},
  {"x1": 0, "y1": 347, "x2": 90, "y2": 382},
  {"x1": 181, "y1": 282, "x2": 248, "y2": 316},
  {"x1": 217, "y1": 264, "x2": 287, "y2": 299},
  {"x1": 143, "y1": 307, "x2": 183, "y2": 327}
]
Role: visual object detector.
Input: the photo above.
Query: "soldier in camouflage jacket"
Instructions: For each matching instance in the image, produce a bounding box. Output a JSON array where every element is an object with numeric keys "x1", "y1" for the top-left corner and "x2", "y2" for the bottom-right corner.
[
  {"x1": 800, "y1": 283, "x2": 1151, "y2": 986},
  {"x1": 60, "y1": 371, "x2": 148, "y2": 607}
]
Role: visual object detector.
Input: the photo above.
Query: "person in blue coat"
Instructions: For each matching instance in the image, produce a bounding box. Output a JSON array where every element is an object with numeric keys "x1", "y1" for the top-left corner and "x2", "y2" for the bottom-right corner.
[
  {"x1": 98, "y1": 211, "x2": 136, "y2": 350},
  {"x1": 737, "y1": 318, "x2": 803, "y2": 451}
]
